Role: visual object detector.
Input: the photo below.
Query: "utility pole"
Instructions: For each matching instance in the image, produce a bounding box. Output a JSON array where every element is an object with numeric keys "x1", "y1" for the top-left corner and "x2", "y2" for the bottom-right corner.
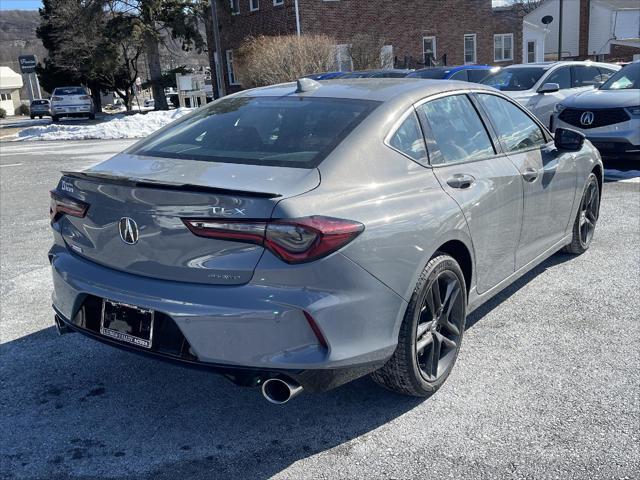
[
  {"x1": 557, "y1": 0, "x2": 564, "y2": 60},
  {"x1": 209, "y1": 0, "x2": 226, "y2": 98}
]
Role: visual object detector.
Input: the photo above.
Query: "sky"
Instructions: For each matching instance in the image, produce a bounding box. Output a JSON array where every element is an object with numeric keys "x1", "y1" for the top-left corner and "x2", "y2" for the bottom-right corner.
[{"x1": 0, "y1": 0, "x2": 43, "y2": 10}]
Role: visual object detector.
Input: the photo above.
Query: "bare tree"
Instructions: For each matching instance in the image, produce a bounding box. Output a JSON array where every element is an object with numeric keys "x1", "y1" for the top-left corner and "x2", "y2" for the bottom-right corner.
[
  {"x1": 512, "y1": 0, "x2": 544, "y2": 14},
  {"x1": 348, "y1": 33, "x2": 386, "y2": 71}
]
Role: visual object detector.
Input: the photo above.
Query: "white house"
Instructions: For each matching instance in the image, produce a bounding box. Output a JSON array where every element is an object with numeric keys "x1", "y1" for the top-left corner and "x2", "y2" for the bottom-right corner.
[
  {"x1": 0, "y1": 66, "x2": 23, "y2": 116},
  {"x1": 523, "y1": 0, "x2": 640, "y2": 61}
]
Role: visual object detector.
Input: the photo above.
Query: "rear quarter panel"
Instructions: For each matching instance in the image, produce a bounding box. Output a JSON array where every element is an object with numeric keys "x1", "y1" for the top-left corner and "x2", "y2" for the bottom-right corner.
[{"x1": 272, "y1": 102, "x2": 474, "y2": 305}]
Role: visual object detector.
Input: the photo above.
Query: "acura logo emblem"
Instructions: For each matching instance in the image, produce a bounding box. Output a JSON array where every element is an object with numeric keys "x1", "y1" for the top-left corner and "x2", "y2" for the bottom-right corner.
[
  {"x1": 118, "y1": 217, "x2": 139, "y2": 245},
  {"x1": 580, "y1": 111, "x2": 595, "y2": 126}
]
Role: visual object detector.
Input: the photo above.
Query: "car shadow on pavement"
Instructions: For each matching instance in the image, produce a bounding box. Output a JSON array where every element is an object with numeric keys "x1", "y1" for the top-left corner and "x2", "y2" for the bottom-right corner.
[
  {"x1": 0, "y1": 326, "x2": 422, "y2": 480},
  {"x1": 465, "y1": 252, "x2": 573, "y2": 330}
]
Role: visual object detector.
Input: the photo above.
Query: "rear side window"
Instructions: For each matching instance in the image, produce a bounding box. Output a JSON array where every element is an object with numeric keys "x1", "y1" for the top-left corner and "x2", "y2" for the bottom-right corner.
[
  {"x1": 477, "y1": 94, "x2": 546, "y2": 153},
  {"x1": 449, "y1": 70, "x2": 468, "y2": 81},
  {"x1": 572, "y1": 65, "x2": 603, "y2": 88},
  {"x1": 417, "y1": 94, "x2": 495, "y2": 165},
  {"x1": 545, "y1": 67, "x2": 571, "y2": 89},
  {"x1": 388, "y1": 111, "x2": 428, "y2": 164},
  {"x1": 131, "y1": 96, "x2": 380, "y2": 168},
  {"x1": 467, "y1": 69, "x2": 491, "y2": 83}
]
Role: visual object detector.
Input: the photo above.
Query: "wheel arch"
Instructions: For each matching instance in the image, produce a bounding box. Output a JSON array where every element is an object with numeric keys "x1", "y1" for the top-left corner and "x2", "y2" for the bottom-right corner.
[
  {"x1": 592, "y1": 163, "x2": 603, "y2": 193},
  {"x1": 435, "y1": 240, "x2": 473, "y2": 298}
]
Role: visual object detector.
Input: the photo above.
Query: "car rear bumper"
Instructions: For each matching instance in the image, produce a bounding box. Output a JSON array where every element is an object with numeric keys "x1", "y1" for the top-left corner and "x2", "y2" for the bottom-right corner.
[
  {"x1": 50, "y1": 245, "x2": 406, "y2": 391},
  {"x1": 52, "y1": 104, "x2": 93, "y2": 116}
]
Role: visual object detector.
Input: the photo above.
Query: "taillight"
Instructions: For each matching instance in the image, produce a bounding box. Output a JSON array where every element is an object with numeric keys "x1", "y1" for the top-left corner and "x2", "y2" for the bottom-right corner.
[
  {"x1": 51, "y1": 96, "x2": 63, "y2": 101},
  {"x1": 183, "y1": 216, "x2": 364, "y2": 264},
  {"x1": 49, "y1": 190, "x2": 89, "y2": 221},
  {"x1": 79, "y1": 95, "x2": 91, "y2": 100}
]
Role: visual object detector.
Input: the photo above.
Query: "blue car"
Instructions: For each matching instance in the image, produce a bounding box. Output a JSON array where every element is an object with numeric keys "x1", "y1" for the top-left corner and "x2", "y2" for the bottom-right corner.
[{"x1": 407, "y1": 65, "x2": 499, "y2": 83}]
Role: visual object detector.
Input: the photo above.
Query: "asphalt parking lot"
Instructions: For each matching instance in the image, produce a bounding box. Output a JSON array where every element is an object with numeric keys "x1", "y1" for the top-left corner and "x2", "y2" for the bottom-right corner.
[{"x1": 1, "y1": 139, "x2": 639, "y2": 480}]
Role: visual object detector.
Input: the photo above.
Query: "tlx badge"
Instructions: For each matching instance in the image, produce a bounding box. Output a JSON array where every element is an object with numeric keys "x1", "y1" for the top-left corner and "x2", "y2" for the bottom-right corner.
[{"x1": 211, "y1": 207, "x2": 246, "y2": 216}]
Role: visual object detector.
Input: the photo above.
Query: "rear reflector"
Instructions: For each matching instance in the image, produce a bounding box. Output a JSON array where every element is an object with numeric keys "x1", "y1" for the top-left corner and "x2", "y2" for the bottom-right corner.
[
  {"x1": 183, "y1": 215, "x2": 364, "y2": 264},
  {"x1": 50, "y1": 190, "x2": 89, "y2": 221}
]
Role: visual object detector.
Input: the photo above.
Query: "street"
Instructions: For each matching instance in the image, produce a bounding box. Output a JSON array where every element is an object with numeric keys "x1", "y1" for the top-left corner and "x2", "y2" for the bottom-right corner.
[{"x1": 1, "y1": 139, "x2": 639, "y2": 480}]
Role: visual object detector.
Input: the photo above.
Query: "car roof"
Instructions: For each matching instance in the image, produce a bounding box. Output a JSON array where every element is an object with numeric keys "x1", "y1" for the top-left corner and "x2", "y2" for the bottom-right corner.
[
  {"x1": 504, "y1": 61, "x2": 617, "y2": 70},
  {"x1": 239, "y1": 78, "x2": 497, "y2": 104}
]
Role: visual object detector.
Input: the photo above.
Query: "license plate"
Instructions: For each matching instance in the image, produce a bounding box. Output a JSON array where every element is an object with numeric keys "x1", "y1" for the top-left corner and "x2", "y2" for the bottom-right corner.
[{"x1": 100, "y1": 300, "x2": 154, "y2": 349}]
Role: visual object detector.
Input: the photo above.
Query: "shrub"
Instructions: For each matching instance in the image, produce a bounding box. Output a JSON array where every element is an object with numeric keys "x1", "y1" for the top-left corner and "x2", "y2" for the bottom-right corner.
[
  {"x1": 16, "y1": 104, "x2": 30, "y2": 116},
  {"x1": 0, "y1": 108, "x2": 6, "y2": 119},
  {"x1": 235, "y1": 34, "x2": 337, "y2": 89},
  {"x1": 348, "y1": 33, "x2": 387, "y2": 70}
]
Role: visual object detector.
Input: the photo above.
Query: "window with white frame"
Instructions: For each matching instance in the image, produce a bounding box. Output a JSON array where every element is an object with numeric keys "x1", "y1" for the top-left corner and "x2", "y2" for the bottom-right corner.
[
  {"x1": 464, "y1": 34, "x2": 476, "y2": 64},
  {"x1": 0, "y1": 93, "x2": 12, "y2": 101},
  {"x1": 494, "y1": 33, "x2": 513, "y2": 62},
  {"x1": 250, "y1": 0, "x2": 259, "y2": 11},
  {"x1": 230, "y1": 0, "x2": 239, "y2": 14},
  {"x1": 273, "y1": 0, "x2": 283, "y2": 4},
  {"x1": 527, "y1": 40, "x2": 536, "y2": 63},
  {"x1": 422, "y1": 36, "x2": 436, "y2": 64},
  {"x1": 226, "y1": 50, "x2": 239, "y2": 85}
]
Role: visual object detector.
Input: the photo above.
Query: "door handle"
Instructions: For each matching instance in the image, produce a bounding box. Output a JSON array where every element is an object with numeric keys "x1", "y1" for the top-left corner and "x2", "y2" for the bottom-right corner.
[
  {"x1": 522, "y1": 168, "x2": 539, "y2": 183},
  {"x1": 446, "y1": 174, "x2": 475, "y2": 189}
]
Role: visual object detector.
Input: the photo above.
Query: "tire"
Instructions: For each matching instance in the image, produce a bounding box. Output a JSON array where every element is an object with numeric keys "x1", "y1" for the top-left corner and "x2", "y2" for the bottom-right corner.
[
  {"x1": 52, "y1": 116, "x2": 59, "y2": 123},
  {"x1": 371, "y1": 253, "x2": 467, "y2": 397},
  {"x1": 30, "y1": 115, "x2": 34, "y2": 119},
  {"x1": 563, "y1": 173, "x2": 600, "y2": 255},
  {"x1": 89, "y1": 113, "x2": 95, "y2": 120},
  {"x1": 39, "y1": 116, "x2": 43, "y2": 119}
]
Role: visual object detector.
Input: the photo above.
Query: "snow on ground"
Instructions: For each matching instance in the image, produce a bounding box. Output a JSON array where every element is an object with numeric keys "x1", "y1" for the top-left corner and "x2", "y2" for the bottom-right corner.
[
  {"x1": 604, "y1": 169, "x2": 640, "y2": 183},
  {"x1": 16, "y1": 108, "x2": 192, "y2": 141}
]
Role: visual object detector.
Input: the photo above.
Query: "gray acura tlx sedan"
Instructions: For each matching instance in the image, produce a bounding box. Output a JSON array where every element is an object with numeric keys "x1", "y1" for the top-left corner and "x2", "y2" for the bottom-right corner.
[{"x1": 50, "y1": 78, "x2": 602, "y2": 403}]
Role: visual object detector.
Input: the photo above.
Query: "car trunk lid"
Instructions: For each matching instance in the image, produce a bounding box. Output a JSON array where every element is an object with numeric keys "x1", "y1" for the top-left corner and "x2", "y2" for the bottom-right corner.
[{"x1": 55, "y1": 153, "x2": 320, "y2": 285}]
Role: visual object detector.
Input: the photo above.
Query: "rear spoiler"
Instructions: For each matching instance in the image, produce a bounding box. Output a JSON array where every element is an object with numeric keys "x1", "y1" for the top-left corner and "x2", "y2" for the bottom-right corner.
[{"x1": 60, "y1": 171, "x2": 282, "y2": 199}]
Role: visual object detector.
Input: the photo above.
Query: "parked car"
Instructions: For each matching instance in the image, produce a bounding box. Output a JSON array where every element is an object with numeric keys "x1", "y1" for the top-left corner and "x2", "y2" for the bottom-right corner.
[
  {"x1": 552, "y1": 62, "x2": 640, "y2": 161},
  {"x1": 305, "y1": 71, "x2": 345, "y2": 80},
  {"x1": 337, "y1": 69, "x2": 413, "y2": 78},
  {"x1": 49, "y1": 78, "x2": 602, "y2": 403},
  {"x1": 29, "y1": 99, "x2": 51, "y2": 119},
  {"x1": 480, "y1": 61, "x2": 620, "y2": 128},
  {"x1": 50, "y1": 86, "x2": 95, "y2": 121},
  {"x1": 406, "y1": 65, "x2": 498, "y2": 83}
]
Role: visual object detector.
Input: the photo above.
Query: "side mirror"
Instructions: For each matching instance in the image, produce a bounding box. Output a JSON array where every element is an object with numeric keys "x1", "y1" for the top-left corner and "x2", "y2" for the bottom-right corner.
[
  {"x1": 538, "y1": 82, "x2": 560, "y2": 94},
  {"x1": 554, "y1": 127, "x2": 585, "y2": 151}
]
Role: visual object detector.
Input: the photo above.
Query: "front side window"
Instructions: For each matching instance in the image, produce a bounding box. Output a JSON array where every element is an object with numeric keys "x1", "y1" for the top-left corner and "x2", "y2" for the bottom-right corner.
[
  {"x1": 572, "y1": 65, "x2": 604, "y2": 88},
  {"x1": 417, "y1": 94, "x2": 495, "y2": 165},
  {"x1": 494, "y1": 34, "x2": 514, "y2": 62},
  {"x1": 449, "y1": 69, "x2": 468, "y2": 81},
  {"x1": 467, "y1": 69, "x2": 491, "y2": 83},
  {"x1": 464, "y1": 34, "x2": 477, "y2": 64},
  {"x1": 545, "y1": 66, "x2": 571, "y2": 89},
  {"x1": 130, "y1": 96, "x2": 380, "y2": 168},
  {"x1": 388, "y1": 111, "x2": 428, "y2": 164},
  {"x1": 481, "y1": 67, "x2": 545, "y2": 91},
  {"x1": 477, "y1": 94, "x2": 546, "y2": 153}
]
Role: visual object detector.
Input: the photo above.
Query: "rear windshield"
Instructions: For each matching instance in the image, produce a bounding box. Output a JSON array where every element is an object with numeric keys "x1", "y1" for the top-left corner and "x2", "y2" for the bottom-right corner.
[
  {"x1": 31, "y1": 99, "x2": 49, "y2": 105},
  {"x1": 53, "y1": 87, "x2": 87, "y2": 95},
  {"x1": 480, "y1": 67, "x2": 546, "y2": 91},
  {"x1": 130, "y1": 96, "x2": 380, "y2": 168}
]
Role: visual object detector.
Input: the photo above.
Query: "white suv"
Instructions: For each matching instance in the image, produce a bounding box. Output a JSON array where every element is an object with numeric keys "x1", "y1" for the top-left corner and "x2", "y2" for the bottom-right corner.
[
  {"x1": 552, "y1": 62, "x2": 640, "y2": 161},
  {"x1": 50, "y1": 86, "x2": 95, "y2": 122},
  {"x1": 481, "y1": 61, "x2": 620, "y2": 128}
]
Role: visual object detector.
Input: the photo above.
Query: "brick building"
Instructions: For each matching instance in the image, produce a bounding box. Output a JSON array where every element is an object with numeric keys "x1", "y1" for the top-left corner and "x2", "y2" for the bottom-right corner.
[{"x1": 213, "y1": 0, "x2": 523, "y2": 92}]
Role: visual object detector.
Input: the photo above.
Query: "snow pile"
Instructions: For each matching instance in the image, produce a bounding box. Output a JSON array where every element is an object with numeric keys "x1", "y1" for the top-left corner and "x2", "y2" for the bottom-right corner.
[{"x1": 17, "y1": 108, "x2": 192, "y2": 141}]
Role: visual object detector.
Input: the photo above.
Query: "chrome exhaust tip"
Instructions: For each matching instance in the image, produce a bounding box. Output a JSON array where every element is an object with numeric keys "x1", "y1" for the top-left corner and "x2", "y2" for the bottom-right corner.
[
  {"x1": 261, "y1": 377, "x2": 303, "y2": 404},
  {"x1": 54, "y1": 315, "x2": 73, "y2": 335}
]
